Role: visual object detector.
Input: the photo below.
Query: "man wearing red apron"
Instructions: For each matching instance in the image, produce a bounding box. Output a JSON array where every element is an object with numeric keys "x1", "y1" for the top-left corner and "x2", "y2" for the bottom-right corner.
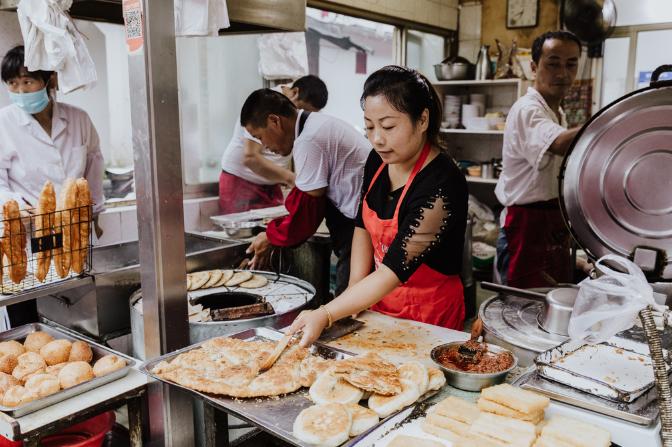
[
  {"x1": 364, "y1": 143, "x2": 464, "y2": 329},
  {"x1": 495, "y1": 31, "x2": 584, "y2": 288}
]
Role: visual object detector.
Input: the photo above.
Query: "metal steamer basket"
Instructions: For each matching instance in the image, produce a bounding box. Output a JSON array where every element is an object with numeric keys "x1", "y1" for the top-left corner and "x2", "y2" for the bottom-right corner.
[{"x1": 558, "y1": 65, "x2": 672, "y2": 445}]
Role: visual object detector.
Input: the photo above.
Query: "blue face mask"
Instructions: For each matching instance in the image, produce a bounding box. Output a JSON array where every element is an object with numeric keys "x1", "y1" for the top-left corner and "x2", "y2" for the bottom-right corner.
[{"x1": 9, "y1": 87, "x2": 50, "y2": 114}]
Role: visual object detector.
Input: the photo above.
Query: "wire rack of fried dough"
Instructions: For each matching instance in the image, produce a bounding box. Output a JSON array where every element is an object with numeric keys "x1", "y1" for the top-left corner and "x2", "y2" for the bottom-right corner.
[{"x1": 0, "y1": 179, "x2": 93, "y2": 295}]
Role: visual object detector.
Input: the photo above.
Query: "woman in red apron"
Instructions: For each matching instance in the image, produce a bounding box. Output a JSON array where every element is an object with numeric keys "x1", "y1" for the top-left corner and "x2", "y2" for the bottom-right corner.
[{"x1": 289, "y1": 66, "x2": 468, "y2": 347}]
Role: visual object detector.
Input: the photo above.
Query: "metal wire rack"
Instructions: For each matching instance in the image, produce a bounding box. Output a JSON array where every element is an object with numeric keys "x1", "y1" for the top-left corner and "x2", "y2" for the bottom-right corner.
[{"x1": 0, "y1": 204, "x2": 93, "y2": 295}]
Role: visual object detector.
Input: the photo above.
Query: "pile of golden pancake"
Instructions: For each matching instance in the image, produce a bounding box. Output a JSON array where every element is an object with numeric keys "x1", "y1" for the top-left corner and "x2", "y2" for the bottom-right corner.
[{"x1": 186, "y1": 270, "x2": 268, "y2": 292}]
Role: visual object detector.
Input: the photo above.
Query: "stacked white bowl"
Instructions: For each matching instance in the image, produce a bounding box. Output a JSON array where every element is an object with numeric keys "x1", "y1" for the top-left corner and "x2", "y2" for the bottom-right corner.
[
  {"x1": 469, "y1": 93, "x2": 487, "y2": 117},
  {"x1": 443, "y1": 95, "x2": 462, "y2": 129}
]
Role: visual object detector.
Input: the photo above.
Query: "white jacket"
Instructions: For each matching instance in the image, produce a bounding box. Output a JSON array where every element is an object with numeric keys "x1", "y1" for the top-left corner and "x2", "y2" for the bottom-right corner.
[{"x1": 0, "y1": 102, "x2": 105, "y2": 214}]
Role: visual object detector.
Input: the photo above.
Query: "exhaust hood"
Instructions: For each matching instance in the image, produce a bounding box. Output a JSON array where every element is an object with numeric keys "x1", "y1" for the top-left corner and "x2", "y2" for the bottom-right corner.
[{"x1": 0, "y1": 0, "x2": 306, "y2": 33}]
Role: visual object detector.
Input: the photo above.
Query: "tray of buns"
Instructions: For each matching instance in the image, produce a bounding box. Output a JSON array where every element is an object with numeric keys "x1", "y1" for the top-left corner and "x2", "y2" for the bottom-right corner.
[
  {"x1": 0, "y1": 323, "x2": 134, "y2": 417},
  {"x1": 140, "y1": 327, "x2": 445, "y2": 447}
]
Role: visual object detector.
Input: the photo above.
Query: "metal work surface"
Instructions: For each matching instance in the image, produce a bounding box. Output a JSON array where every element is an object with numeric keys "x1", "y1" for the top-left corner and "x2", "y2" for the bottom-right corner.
[
  {"x1": 140, "y1": 327, "x2": 353, "y2": 447},
  {"x1": 326, "y1": 311, "x2": 470, "y2": 367},
  {"x1": 0, "y1": 367, "x2": 146, "y2": 441},
  {"x1": 0, "y1": 323, "x2": 134, "y2": 417}
]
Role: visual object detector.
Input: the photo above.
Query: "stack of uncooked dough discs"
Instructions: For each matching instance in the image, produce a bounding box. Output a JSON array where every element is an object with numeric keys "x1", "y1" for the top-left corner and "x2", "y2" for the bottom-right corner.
[{"x1": 186, "y1": 270, "x2": 268, "y2": 291}]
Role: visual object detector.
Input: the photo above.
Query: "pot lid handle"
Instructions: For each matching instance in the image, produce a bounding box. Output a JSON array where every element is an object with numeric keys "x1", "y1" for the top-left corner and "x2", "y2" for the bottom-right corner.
[{"x1": 651, "y1": 65, "x2": 672, "y2": 87}]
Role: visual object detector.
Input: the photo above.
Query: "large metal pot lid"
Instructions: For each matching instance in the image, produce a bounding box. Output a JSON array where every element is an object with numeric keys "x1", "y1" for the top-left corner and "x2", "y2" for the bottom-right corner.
[{"x1": 560, "y1": 65, "x2": 672, "y2": 280}]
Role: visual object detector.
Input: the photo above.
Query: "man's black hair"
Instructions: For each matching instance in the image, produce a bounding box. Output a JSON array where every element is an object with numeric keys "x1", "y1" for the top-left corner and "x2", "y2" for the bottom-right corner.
[
  {"x1": 291, "y1": 75, "x2": 328, "y2": 110},
  {"x1": 531, "y1": 31, "x2": 582, "y2": 63},
  {"x1": 240, "y1": 89, "x2": 297, "y2": 128},
  {"x1": 1, "y1": 45, "x2": 53, "y2": 84}
]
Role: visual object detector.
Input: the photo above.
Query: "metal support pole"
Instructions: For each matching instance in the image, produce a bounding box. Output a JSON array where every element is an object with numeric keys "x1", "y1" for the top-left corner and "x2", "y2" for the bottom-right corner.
[{"x1": 125, "y1": 0, "x2": 194, "y2": 444}]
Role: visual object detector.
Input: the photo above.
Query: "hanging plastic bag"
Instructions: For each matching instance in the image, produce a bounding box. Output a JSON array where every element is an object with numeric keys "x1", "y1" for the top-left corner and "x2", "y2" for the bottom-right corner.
[
  {"x1": 17, "y1": 0, "x2": 97, "y2": 94},
  {"x1": 568, "y1": 254, "x2": 666, "y2": 344}
]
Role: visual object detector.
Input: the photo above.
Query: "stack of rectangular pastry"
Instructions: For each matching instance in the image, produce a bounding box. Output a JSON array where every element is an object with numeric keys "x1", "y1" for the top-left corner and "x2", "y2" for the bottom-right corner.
[
  {"x1": 478, "y1": 383, "x2": 550, "y2": 424},
  {"x1": 535, "y1": 416, "x2": 611, "y2": 447},
  {"x1": 421, "y1": 395, "x2": 480, "y2": 442}
]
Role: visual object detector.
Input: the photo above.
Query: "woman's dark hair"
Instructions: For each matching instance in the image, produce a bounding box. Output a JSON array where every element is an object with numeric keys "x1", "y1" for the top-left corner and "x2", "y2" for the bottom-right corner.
[
  {"x1": 292, "y1": 75, "x2": 328, "y2": 110},
  {"x1": 1, "y1": 46, "x2": 53, "y2": 85},
  {"x1": 240, "y1": 89, "x2": 297, "y2": 128},
  {"x1": 531, "y1": 31, "x2": 582, "y2": 63},
  {"x1": 361, "y1": 65, "x2": 443, "y2": 148}
]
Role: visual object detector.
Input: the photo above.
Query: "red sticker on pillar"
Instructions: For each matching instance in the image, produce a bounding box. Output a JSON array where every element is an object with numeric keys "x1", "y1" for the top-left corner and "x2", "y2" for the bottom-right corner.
[
  {"x1": 356, "y1": 51, "x2": 367, "y2": 74},
  {"x1": 122, "y1": 0, "x2": 144, "y2": 53}
]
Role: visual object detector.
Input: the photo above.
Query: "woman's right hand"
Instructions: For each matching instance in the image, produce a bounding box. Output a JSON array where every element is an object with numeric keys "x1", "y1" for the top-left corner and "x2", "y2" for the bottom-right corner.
[{"x1": 288, "y1": 307, "x2": 329, "y2": 348}]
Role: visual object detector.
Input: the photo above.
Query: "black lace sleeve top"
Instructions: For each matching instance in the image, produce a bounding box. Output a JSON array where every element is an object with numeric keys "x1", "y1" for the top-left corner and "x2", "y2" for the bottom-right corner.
[{"x1": 355, "y1": 149, "x2": 468, "y2": 283}]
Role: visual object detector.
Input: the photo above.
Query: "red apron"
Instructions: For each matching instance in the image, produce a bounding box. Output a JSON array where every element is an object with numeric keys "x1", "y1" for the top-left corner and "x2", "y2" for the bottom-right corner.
[
  {"x1": 503, "y1": 202, "x2": 572, "y2": 288},
  {"x1": 363, "y1": 143, "x2": 465, "y2": 330},
  {"x1": 218, "y1": 170, "x2": 284, "y2": 214}
]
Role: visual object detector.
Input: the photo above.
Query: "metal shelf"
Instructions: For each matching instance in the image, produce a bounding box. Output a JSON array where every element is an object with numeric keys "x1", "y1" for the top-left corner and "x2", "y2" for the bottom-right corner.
[
  {"x1": 466, "y1": 176, "x2": 498, "y2": 185},
  {"x1": 0, "y1": 276, "x2": 93, "y2": 308},
  {"x1": 441, "y1": 128, "x2": 504, "y2": 135},
  {"x1": 433, "y1": 79, "x2": 522, "y2": 86}
]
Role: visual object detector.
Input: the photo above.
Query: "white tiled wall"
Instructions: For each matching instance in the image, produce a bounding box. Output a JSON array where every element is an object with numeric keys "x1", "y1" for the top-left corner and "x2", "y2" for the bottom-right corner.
[
  {"x1": 96, "y1": 197, "x2": 220, "y2": 246},
  {"x1": 458, "y1": 1, "x2": 482, "y2": 64}
]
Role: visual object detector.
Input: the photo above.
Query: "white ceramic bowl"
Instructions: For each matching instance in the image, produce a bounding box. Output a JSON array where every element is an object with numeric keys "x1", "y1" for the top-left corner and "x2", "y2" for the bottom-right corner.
[{"x1": 463, "y1": 117, "x2": 490, "y2": 131}]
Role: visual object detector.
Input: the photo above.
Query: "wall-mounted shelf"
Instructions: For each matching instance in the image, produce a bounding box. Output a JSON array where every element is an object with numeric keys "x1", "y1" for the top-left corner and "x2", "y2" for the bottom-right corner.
[
  {"x1": 466, "y1": 176, "x2": 498, "y2": 185},
  {"x1": 441, "y1": 128, "x2": 504, "y2": 135},
  {"x1": 434, "y1": 79, "x2": 523, "y2": 86}
]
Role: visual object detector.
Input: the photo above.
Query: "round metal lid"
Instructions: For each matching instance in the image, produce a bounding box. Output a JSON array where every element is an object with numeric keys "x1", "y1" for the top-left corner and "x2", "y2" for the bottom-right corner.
[
  {"x1": 480, "y1": 294, "x2": 567, "y2": 355},
  {"x1": 560, "y1": 77, "x2": 672, "y2": 280}
]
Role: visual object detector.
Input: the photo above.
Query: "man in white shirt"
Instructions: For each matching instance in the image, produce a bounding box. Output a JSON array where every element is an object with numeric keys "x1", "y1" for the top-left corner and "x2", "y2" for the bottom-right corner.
[
  {"x1": 494, "y1": 31, "x2": 582, "y2": 288},
  {"x1": 240, "y1": 89, "x2": 370, "y2": 294},
  {"x1": 0, "y1": 46, "x2": 105, "y2": 326},
  {"x1": 219, "y1": 76, "x2": 328, "y2": 214}
]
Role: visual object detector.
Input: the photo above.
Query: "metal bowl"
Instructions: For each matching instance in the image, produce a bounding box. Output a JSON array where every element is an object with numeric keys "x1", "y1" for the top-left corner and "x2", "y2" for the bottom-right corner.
[
  {"x1": 430, "y1": 341, "x2": 518, "y2": 391},
  {"x1": 434, "y1": 62, "x2": 470, "y2": 81}
]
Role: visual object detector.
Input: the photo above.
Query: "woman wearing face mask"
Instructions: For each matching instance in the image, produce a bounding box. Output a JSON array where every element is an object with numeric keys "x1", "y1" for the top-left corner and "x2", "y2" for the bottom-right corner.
[
  {"x1": 289, "y1": 66, "x2": 468, "y2": 347},
  {"x1": 0, "y1": 45, "x2": 104, "y2": 232}
]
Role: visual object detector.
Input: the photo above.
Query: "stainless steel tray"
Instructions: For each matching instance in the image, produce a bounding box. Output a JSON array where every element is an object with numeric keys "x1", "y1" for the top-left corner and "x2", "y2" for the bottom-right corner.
[
  {"x1": 535, "y1": 337, "x2": 669, "y2": 403},
  {"x1": 0, "y1": 323, "x2": 135, "y2": 417},
  {"x1": 140, "y1": 327, "x2": 435, "y2": 447},
  {"x1": 513, "y1": 369, "x2": 659, "y2": 426}
]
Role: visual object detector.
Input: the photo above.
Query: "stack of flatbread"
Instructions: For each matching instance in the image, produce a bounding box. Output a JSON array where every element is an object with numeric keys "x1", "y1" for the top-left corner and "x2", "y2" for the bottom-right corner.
[
  {"x1": 293, "y1": 402, "x2": 381, "y2": 447},
  {"x1": 294, "y1": 353, "x2": 447, "y2": 446},
  {"x1": 534, "y1": 416, "x2": 611, "y2": 447},
  {"x1": 186, "y1": 269, "x2": 268, "y2": 291},
  {"x1": 152, "y1": 336, "x2": 333, "y2": 398},
  {"x1": 421, "y1": 396, "x2": 480, "y2": 442},
  {"x1": 478, "y1": 383, "x2": 550, "y2": 425}
]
